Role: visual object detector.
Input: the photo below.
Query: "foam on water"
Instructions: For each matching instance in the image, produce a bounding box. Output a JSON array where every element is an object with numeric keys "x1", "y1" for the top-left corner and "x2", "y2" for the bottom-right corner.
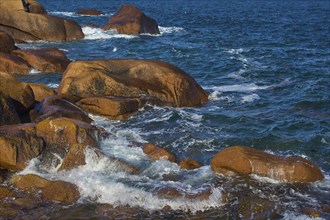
[
  {"x1": 49, "y1": 11, "x2": 112, "y2": 17},
  {"x1": 29, "y1": 69, "x2": 41, "y2": 74},
  {"x1": 241, "y1": 93, "x2": 260, "y2": 103},
  {"x1": 46, "y1": 83, "x2": 59, "y2": 89},
  {"x1": 211, "y1": 83, "x2": 270, "y2": 93},
  {"x1": 159, "y1": 26, "x2": 185, "y2": 34},
  {"x1": 82, "y1": 27, "x2": 137, "y2": 40}
]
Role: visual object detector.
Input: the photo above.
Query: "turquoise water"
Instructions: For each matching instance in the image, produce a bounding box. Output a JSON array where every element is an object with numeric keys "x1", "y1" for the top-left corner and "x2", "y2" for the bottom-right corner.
[{"x1": 17, "y1": 0, "x2": 330, "y2": 218}]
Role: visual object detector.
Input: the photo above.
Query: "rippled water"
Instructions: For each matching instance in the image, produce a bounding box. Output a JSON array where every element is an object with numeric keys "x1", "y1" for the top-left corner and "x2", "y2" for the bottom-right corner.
[{"x1": 17, "y1": 0, "x2": 330, "y2": 219}]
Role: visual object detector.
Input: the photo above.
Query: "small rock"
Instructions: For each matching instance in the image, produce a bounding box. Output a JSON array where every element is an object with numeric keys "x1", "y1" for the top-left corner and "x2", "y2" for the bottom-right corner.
[
  {"x1": 13, "y1": 197, "x2": 40, "y2": 210},
  {"x1": 322, "y1": 204, "x2": 330, "y2": 213},
  {"x1": 42, "y1": 180, "x2": 80, "y2": 204},
  {"x1": 23, "y1": 83, "x2": 55, "y2": 103},
  {"x1": 102, "y1": 4, "x2": 159, "y2": 35},
  {"x1": 179, "y1": 158, "x2": 201, "y2": 170},
  {"x1": 301, "y1": 207, "x2": 321, "y2": 218},
  {"x1": 9, "y1": 174, "x2": 49, "y2": 190},
  {"x1": 0, "y1": 186, "x2": 13, "y2": 200},
  {"x1": 143, "y1": 144, "x2": 176, "y2": 162}
]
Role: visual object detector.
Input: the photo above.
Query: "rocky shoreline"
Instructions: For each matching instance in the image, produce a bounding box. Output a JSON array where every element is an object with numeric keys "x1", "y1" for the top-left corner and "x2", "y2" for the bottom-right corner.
[{"x1": 0, "y1": 0, "x2": 327, "y2": 219}]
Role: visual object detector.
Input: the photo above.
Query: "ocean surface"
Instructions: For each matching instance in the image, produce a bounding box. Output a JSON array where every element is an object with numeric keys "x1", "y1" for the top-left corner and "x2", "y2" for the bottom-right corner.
[{"x1": 17, "y1": 0, "x2": 330, "y2": 219}]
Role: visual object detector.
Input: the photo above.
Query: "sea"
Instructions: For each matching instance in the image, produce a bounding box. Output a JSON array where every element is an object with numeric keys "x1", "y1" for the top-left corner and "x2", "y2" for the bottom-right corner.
[{"x1": 16, "y1": 0, "x2": 330, "y2": 219}]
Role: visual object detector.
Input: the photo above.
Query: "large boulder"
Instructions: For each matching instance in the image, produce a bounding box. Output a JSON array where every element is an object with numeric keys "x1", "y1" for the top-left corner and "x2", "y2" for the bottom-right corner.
[
  {"x1": 102, "y1": 4, "x2": 159, "y2": 35},
  {"x1": 42, "y1": 180, "x2": 80, "y2": 204},
  {"x1": 210, "y1": 146, "x2": 324, "y2": 183},
  {"x1": 58, "y1": 59, "x2": 208, "y2": 107},
  {"x1": 9, "y1": 174, "x2": 49, "y2": 190},
  {"x1": 12, "y1": 47, "x2": 71, "y2": 73},
  {"x1": 0, "y1": 0, "x2": 84, "y2": 42},
  {"x1": 76, "y1": 96, "x2": 140, "y2": 120},
  {"x1": 0, "y1": 52, "x2": 31, "y2": 74},
  {"x1": 0, "y1": 31, "x2": 16, "y2": 53},
  {"x1": 0, "y1": 92, "x2": 21, "y2": 126},
  {"x1": 23, "y1": 83, "x2": 56, "y2": 103},
  {"x1": 0, "y1": 123, "x2": 44, "y2": 171},
  {"x1": 32, "y1": 95, "x2": 92, "y2": 123},
  {"x1": 0, "y1": 71, "x2": 35, "y2": 113}
]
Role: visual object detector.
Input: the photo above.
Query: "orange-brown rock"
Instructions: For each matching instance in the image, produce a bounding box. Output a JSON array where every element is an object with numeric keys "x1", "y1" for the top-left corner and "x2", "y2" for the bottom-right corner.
[
  {"x1": 0, "y1": 92, "x2": 21, "y2": 126},
  {"x1": 32, "y1": 95, "x2": 92, "y2": 123},
  {"x1": 35, "y1": 117, "x2": 100, "y2": 168},
  {"x1": 0, "y1": 186, "x2": 13, "y2": 200},
  {"x1": 143, "y1": 144, "x2": 176, "y2": 162},
  {"x1": 210, "y1": 146, "x2": 324, "y2": 183},
  {"x1": 13, "y1": 47, "x2": 71, "y2": 73},
  {"x1": 0, "y1": 123, "x2": 44, "y2": 171},
  {"x1": 77, "y1": 96, "x2": 140, "y2": 120},
  {"x1": 76, "y1": 9, "x2": 102, "y2": 16},
  {"x1": 0, "y1": 71, "x2": 35, "y2": 112},
  {"x1": 155, "y1": 186, "x2": 211, "y2": 200},
  {"x1": 0, "y1": 52, "x2": 31, "y2": 74},
  {"x1": 0, "y1": 0, "x2": 84, "y2": 42},
  {"x1": 58, "y1": 59, "x2": 208, "y2": 107},
  {"x1": 42, "y1": 180, "x2": 80, "y2": 204},
  {"x1": 23, "y1": 83, "x2": 55, "y2": 102},
  {"x1": 0, "y1": 31, "x2": 16, "y2": 53},
  {"x1": 102, "y1": 4, "x2": 159, "y2": 35},
  {"x1": 179, "y1": 158, "x2": 201, "y2": 170},
  {"x1": 9, "y1": 174, "x2": 49, "y2": 190},
  {"x1": 26, "y1": 0, "x2": 47, "y2": 14},
  {"x1": 58, "y1": 143, "x2": 88, "y2": 171}
]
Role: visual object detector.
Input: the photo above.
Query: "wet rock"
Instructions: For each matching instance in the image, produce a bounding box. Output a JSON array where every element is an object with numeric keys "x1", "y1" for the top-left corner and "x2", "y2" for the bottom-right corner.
[
  {"x1": 23, "y1": 83, "x2": 56, "y2": 103},
  {"x1": 0, "y1": 123, "x2": 44, "y2": 171},
  {"x1": 322, "y1": 204, "x2": 330, "y2": 213},
  {"x1": 58, "y1": 59, "x2": 208, "y2": 107},
  {"x1": 42, "y1": 180, "x2": 80, "y2": 204},
  {"x1": 0, "y1": 92, "x2": 21, "y2": 126},
  {"x1": 0, "y1": 52, "x2": 31, "y2": 74},
  {"x1": 0, "y1": 31, "x2": 16, "y2": 53},
  {"x1": 12, "y1": 47, "x2": 71, "y2": 73},
  {"x1": 0, "y1": 204, "x2": 17, "y2": 218},
  {"x1": 13, "y1": 196, "x2": 40, "y2": 210},
  {"x1": 155, "y1": 186, "x2": 212, "y2": 200},
  {"x1": 179, "y1": 158, "x2": 201, "y2": 170},
  {"x1": 238, "y1": 196, "x2": 276, "y2": 220},
  {"x1": 0, "y1": 71, "x2": 35, "y2": 113},
  {"x1": 210, "y1": 146, "x2": 324, "y2": 183},
  {"x1": 58, "y1": 143, "x2": 89, "y2": 171},
  {"x1": 35, "y1": 117, "x2": 100, "y2": 168},
  {"x1": 301, "y1": 207, "x2": 321, "y2": 218},
  {"x1": 0, "y1": 0, "x2": 84, "y2": 42},
  {"x1": 32, "y1": 95, "x2": 92, "y2": 123},
  {"x1": 0, "y1": 186, "x2": 13, "y2": 200},
  {"x1": 102, "y1": 4, "x2": 159, "y2": 35},
  {"x1": 76, "y1": 9, "x2": 102, "y2": 16},
  {"x1": 143, "y1": 144, "x2": 176, "y2": 162},
  {"x1": 26, "y1": 0, "x2": 47, "y2": 14},
  {"x1": 76, "y1": 96, "x2": 140, "y2": 120},
  {"x1": 9, "y1": 174, "x2": 49, "y2": 190}
]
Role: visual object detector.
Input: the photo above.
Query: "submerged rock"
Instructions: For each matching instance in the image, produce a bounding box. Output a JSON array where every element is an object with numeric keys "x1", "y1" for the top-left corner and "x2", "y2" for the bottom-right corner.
[
  {"x1": 76, "y1": 9, "x2": 102, "y2": 16},
  {"x1": 210, "y1": 146, "x2": 324, "y2": 183},
  {"x1": 0, "y1": 0, "x2": 84, "y2": 42},
  {"x1": 12, "y1": 47, "x2": 71, "y2": 73},
  {"x1": 58, "y1": 59, "x2": 208, "y2": 107},
  {"x1": 0, "y1": 123, "x2": 44, "y2": 171},
  {"x1": 179, "y1": 158, "x2": 201, "y2": 170},
  {"x1": 102, "y1": 4, "x2": 160, "y2": 35},
  {"x1": 143, "y1": 144, "x2": 176, "y2": 162}
]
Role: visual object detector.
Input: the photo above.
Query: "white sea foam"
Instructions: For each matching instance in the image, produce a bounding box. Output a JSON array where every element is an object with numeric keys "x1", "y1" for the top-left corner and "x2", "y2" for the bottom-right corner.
[
  {"x1": 82, "y1": 27, "x2": 137, "y2": 40},
  {"x1": 241, "y1": 93, "x2": 260, "y2": 103},
  {"x1": 49, "y1": 11, "x2": 77, "y2": 17},
  {"x1": 212, "y1": 83, "x2": 270, "y2": 93},
  {"x1": 159, "y1": 26, "x2": 185, "y2": 34},
  {"x1": 283, "y1": 212, "x2": 326, "y2": 220},
  {"x1": 47, "y1": 83, "x2": 59, "y2": 89},
  {"x1": 29, "y1": 68, "x2": 41, "y2": 74}
]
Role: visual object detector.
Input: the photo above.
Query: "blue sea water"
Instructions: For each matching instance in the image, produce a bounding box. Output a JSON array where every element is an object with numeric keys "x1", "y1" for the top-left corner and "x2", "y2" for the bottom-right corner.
[{"x1": 18, "y1": 0, "x2": 330, "y2": 219}]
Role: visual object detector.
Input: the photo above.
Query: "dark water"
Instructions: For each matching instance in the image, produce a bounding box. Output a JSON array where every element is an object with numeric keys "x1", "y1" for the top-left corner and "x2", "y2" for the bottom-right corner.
[{"x1": 17, "y1": 0, "x2": 330, "y2": 219}]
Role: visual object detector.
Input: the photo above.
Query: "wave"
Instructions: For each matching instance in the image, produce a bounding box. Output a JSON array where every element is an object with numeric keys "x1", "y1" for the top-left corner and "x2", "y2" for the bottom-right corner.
[
  {"x1": 82, "y1": 27, "x2": 137, "y2": 40},
  {"x1": 159, "y1": 26, "x2": 185, "y2": 34},
  {"x1": 211, "y1": 83, "x2": 270, "y2": 93},
  {"x1": 49, "y1": 11, "x2": 112, "y2": 17}
]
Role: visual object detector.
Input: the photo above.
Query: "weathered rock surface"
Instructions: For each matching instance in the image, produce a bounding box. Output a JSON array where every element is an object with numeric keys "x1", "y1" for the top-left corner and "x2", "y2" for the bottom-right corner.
[
  {"x1": 58, "y1": 59, "x2": 208, "y2": 107},
  {"x1": 0, "y1": 92, "x2": 21, "y2": 126},
  {"x1": 77, "y1": 96, "x2": 140, "y2": 120},
  {"x1": 0, "y1": 31, "x2": 16, "y2": 53},
  {"x1": 102, "y1": 4, "x2": 159, "y2": 35},
  {"x1": 179, "y1": 158, "x2": 201, "y2": 170},
  {"x1": 143, "y1": 144, "x2": 176, "y2": 162},
  {"x1": 0, "y1": 0, "x2": 84, "y2": 42},
  {"x1": 0, "y1": 52, "x2": 31, "y2": 74},
  {"x1": 210, "y1": 146, "x2": 324, "y2": 183},
  {"x1": 0, "y1": 186, "x2": 13, "y2": 200},
  {"x1": 58, "y1": 143, "x2": 89, "y2": 171},
  {"x1": 76, "y1": 9, "x2": 102, "y2": 16},
  {"x1": 32, "y1": 95, "x2": 92, "y2": 123},
  {"x1": 42, "y1": 180, "x2": 80, "y2": 204},
  {"x1": 9, "y1": 174, "x2": 49, "y2": 190},
  {"x1": 0, "y1": 71, "x2": 35, "y2": 112},
  {"x1": 0, "y1": 123, "x2": 44, "y2": 171},
  {"x1": 26, "y1": 0, "x2": 47, "y2": 14},
  {"x1": 23, "y1": 83, "x2": 55, "y2": 103},
  {"x1": 13, "y1": 47, "x2": 71, "y2": 73}
]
